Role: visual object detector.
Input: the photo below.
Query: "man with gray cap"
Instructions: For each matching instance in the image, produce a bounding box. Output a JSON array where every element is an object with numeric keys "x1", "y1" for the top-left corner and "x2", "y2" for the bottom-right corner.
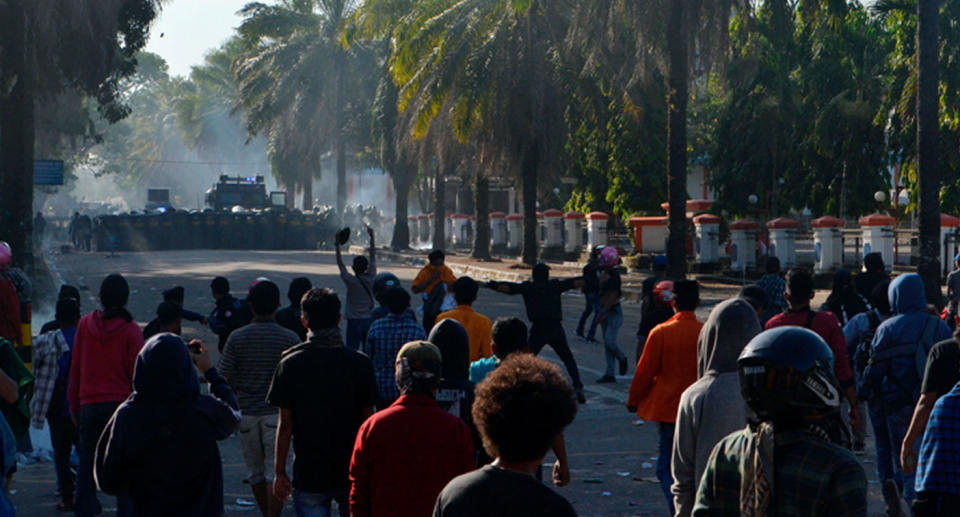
[
  {"x1": 349, "y1": 341, "x2": 474, "y2": 517},
  {"x1": 485, "y1": 264, "x2": 586, "y2": 403}
]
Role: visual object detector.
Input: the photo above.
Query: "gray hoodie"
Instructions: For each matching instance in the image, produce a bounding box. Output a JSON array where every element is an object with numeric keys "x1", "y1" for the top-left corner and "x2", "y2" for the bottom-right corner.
[{"x1": 671, "y1": 298, "x2": 761, "y2": 517}]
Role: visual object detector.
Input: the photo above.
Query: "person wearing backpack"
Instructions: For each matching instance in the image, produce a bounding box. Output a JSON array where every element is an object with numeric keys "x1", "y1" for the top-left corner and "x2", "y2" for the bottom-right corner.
[
  {"x1": 859, "y1": 273, "x2": 951, "y2": 516},
  {"x1": 844, "y1": 281, "x2": 892, "y2": 455},
  {"x1": 208, "y1": 277, "x2": 253, "y2": 352}
]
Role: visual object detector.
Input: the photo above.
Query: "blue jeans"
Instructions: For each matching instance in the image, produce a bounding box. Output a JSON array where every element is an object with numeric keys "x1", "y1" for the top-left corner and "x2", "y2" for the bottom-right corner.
[
  {"x1": 576, "y1": 293, "x2": 601, "y2": 339},
  {"x1": 76, "y1": 402, "x2": 132, "y2": 517},
  {"x1": 600, "y1": 305, "x2": 626, "y2": 377},
  {"x1": 657, "y1": 422, "x2": 676, "y2": 516},
  {"x1": 868, "y1": 402, "x2": 894, "y2": 490},
  {"x1": 346, "y1": 318, "x2": 372, "y2": 350},
  {"x1": 294, "y1": 490, "x2": 348, "y2": 517},
  {"x1": 886, "y1": 404, "x2": 918, "y2": 504}
]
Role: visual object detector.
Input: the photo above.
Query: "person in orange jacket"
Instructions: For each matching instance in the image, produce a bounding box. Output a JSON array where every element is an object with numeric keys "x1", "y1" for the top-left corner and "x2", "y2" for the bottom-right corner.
[{"x1": 627, "y1": 280, "x2": 702, "y2": 516}]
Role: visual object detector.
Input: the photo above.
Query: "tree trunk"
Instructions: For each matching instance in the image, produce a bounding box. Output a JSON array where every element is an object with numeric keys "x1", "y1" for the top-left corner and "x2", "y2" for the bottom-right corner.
[
  {"x1": 666, "y1": 2, "x2": 689, "y2": 279},
  {"x1": 521, "y1": 150, "x2": 539, "y2": 265},
  {"x1": 335, "y1": 51, "x2": 347, "y2": 218},
  {"x1": 391, "y1": 164, "x2": 413, "y2": 250},
  {"x1": 301, "y1": 177, "x2": 313, "y2": 211},
  {"x1": 432, "y1": 165, "x2": 445, "y2": 250},
  {"x1": 917, "y1": 0, "x2": 942, "y2": 306},
  {"x1": 473, "y1": 173, "x2": 491, "y2": 260},
  {"x1": 0, "y1": 4, "x2": 34, "y2": 272}
]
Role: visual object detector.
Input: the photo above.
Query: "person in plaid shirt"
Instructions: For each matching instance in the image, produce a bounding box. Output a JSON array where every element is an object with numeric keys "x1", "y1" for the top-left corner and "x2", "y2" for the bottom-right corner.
[
  {"x1": 30, "y1": 297, "x2": 80, "y2": 511},
  {"x1": 913, "y1": 380, "x2": 960, "y2": 515},
  {"x1": 694, "y1": 327, "x2": 867, "y2": 517},
  {"x1": 364, "y1": 287, "x2": 426, "y2": 408}
]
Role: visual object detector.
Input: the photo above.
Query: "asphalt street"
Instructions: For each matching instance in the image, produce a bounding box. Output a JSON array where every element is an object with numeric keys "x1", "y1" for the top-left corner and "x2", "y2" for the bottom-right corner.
[{"x1": 12, "y1": 248, "x2": 888, "y2": 516}]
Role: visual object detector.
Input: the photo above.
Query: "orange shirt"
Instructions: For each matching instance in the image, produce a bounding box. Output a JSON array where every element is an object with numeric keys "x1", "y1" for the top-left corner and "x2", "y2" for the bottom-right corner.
[
  {"x1": 413, "y1": 265, "x2": 457, "y2": 295},
  {"x1": 436, "y1": 305, "x2": 493, "y2": 362},
  {"x1": 627, "y1": 311, "x2": 703, "y2": 423}
]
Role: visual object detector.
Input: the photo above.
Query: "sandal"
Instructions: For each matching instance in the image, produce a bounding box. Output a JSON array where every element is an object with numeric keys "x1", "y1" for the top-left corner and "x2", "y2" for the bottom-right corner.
[{"x1": 56, "y1": 500, "x2": 74, "y2": 512}]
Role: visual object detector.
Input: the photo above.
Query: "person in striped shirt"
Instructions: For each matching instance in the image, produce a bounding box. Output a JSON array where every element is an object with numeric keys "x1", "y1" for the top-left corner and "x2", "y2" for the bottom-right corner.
[{"x1": 219, "y1": 279, "x2": 300, "y2": 517}]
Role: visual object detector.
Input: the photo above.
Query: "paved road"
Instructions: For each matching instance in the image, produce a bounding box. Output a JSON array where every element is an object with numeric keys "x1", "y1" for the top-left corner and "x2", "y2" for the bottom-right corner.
[{"x1": 13, "y1": 248, "x2": 887, "y2": 516}]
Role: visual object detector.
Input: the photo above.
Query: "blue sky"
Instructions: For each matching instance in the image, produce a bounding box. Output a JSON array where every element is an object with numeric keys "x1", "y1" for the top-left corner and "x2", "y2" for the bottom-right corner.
[{"x1": 145, "y1": 0, "x2": 265, "y2": 77}]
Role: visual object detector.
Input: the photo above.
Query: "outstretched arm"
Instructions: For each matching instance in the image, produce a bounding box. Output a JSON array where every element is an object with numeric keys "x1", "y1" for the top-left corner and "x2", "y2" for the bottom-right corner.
[
  {"x1": 485, "y1": 281, "x2": 524, "y2": 295},
  {"x1": 335, "y1": 241, "x2": 346, "y2": 272}
]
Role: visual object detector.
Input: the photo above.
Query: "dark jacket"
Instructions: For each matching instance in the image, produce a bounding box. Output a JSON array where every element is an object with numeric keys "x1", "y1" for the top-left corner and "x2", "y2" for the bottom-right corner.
[
  {"x1": 95, "y1": 333, "x2": 241, "y2": 517},
  {"x1": 860, "y1": 274, "x2": 952, "y2": 410},
  {"x1": 488, "y1": 279, "x2": 578, "y2": 322},
  {"x1": 275, "y1": 304, "x2": 307, "y2": 342}
]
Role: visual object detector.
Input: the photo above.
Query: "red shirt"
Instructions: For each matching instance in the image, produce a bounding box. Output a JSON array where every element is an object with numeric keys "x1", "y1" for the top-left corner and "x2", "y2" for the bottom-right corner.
[
  {"x1": 68, "y1": 310, "x2": 144, "y2": 412},
  {"x1": 765, "y1": 309, "x2": 854, "y2": 386},
  {"x1": 0, "y1": 278, "x2": 20, "y2": 344},
  {"x1": 349, "y1": 393, "x2": 474, "y2": 517}
]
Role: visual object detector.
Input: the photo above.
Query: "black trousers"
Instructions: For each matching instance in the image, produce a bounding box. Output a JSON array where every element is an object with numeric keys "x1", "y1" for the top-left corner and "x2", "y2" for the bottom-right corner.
[
  {"x1": 914, "y1": 492, "x2": 960, "y2": 517},
  {"x1": 47, "y1": 408, "x2": 77, "y2": 499},
  {"x1": 529, "y1": 321, "x2": 583, "y2": 388}
]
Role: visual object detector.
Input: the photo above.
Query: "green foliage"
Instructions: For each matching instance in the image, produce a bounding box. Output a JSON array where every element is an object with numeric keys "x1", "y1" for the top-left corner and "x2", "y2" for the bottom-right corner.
[{"x1": 710, "y1": 0, "x2": 890, "y2": 220}]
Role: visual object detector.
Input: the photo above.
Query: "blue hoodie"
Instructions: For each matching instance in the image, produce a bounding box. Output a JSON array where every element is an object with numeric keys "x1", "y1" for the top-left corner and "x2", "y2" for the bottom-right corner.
[
  {"x1": 95, "y1": 333, "x2": 241, "y2": 516},
  {"x1": 859, "y1": 274, "x2": 951, "y2": 410}
]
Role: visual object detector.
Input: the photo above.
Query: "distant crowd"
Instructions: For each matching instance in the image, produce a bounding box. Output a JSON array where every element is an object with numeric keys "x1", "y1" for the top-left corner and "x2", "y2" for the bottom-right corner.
[{"x1": 2, "y1": 232, "x2": 960, "y2": 516}]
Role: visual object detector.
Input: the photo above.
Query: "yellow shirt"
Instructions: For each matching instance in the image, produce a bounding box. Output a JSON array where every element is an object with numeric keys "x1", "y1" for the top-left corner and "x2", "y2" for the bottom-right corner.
[
  {"x1": 413, "y1": 265, "x2": 457, "y2": 295},
  {"x1": 436, "y1": 305, "x2": 493, "y2": 362}
]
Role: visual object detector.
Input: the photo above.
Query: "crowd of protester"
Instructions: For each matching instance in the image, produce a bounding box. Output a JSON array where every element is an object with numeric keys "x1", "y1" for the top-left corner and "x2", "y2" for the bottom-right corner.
[{"x1": 5, "y1": 233, "x2": 960, "y2": 516}]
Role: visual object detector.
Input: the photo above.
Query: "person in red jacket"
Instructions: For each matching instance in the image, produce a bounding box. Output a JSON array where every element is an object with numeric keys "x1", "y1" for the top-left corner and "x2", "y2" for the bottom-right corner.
[
  {"x1": 0, "y1": 242, "x2": 21, "y2": 346},
  {"x1": 68, "y1": 274, "x2": 144, "y2": 517},
  {"x1": 765, "y1": 268, "x2": 861, "y2": 435},
  {"x1": 349, "y1": 341, "x2": 474, "y2": 517}
]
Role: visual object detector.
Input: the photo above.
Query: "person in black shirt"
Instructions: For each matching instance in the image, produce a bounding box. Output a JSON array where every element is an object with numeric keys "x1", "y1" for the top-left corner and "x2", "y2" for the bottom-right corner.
[
  {"x1": 485, "y1": 264, "x2": 585, "y2": 403},
  {"x1": 39, "y1": 285, "x2": 81, "y2": 334},
  {"x1": 636, "y1": 255, "x2": 669, "y2": 363},
  {"x1": 275, "y1": 277, "x2": 312, "y2": 341},
  {"x1": 142, "y1": 302, "x2": 183, "y2": 340},
  {"x1": 855, "y1": 252, "x2": 889, "y2": 301},
  {"x1": 434, "y1": 353, "x2": 578, "y2": 517},
  {"x1": 208, "y1": 277, "x2": 252, "y2": 352},
  {"x1": 267, "y1": 288, "x2": 377, "y2": 517},
  {"x1": 900, "y1": 332, "x2": 960, "y2": 476},
  {"x1": 575, "y1": 248, "x2": 601, "y2": 342}
]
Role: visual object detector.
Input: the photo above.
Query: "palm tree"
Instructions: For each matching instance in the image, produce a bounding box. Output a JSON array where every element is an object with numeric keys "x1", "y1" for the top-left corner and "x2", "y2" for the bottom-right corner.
[
  {"x1": 0, "y1": 0, "x2": 161, "y2": 269},
  {"x1": 233, "y1": 0, "x2": 366, "y2": 213},
  {"x1": 571, "y1": 0, "x2": 739, "y2": 277},
  {"x1": 388, "y1": 0, "x2": 572, "y2": 265},
  {"x1": 917, "y1": 0, "x2": 941, "y2": 305}
]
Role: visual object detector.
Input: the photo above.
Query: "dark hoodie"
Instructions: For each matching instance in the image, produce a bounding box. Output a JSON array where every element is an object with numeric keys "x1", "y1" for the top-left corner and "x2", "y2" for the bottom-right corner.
[
  {"x1": 672, "y1": 298, "x2": 762, "y2": 516},
  {"x1": 821, "y1": 269, "x2": 869, "y2": 326},
  {"x1": 860, "y1": 273, "x2": 952, "y2": 410},
  {"x1": 429, "y1": 319, "x2": 473, "y2": 420},
  {"x1": 95, "y1": 333, "x2": 241, "y2": 517}
]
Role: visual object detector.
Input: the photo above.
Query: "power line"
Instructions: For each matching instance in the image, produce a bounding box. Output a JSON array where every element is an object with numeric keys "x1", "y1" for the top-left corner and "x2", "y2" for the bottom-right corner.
[{"x1": 106, "y1": 158, "x2": 269, "y2": 166}]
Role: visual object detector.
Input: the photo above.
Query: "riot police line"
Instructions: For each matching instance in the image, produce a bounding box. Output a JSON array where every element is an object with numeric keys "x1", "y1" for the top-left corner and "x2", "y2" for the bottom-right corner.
[{"x1": 89, "y1": 208, "x2": 342, "y2": 252}]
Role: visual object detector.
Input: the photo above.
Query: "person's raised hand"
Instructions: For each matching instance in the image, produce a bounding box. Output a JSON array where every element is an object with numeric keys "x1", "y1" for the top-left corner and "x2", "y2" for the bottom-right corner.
[
  {"x1": 188, "y1": 340, "x2": 213, "y2": 374},
  {"x1": 366, "y1": 225, "x2": 374, "y2": 238}
]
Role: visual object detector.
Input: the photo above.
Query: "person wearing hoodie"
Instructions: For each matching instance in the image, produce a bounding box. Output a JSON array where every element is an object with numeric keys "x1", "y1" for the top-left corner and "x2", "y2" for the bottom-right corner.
[
  {"x1": 859, "y1": 273, "x2": 951, "y2": 514},
  {"x1": 429, "y1": 319, "x2": 474, "y2": 423},
  {"x1": 68, "y1": 273, "x2": 144, "y2": 517},
  {"x1": 95, "y1": 333, "x2": 241, "y2": 517},
  {"x1": 670, "y1": 297, "x2": 762, "y2": 517}
]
